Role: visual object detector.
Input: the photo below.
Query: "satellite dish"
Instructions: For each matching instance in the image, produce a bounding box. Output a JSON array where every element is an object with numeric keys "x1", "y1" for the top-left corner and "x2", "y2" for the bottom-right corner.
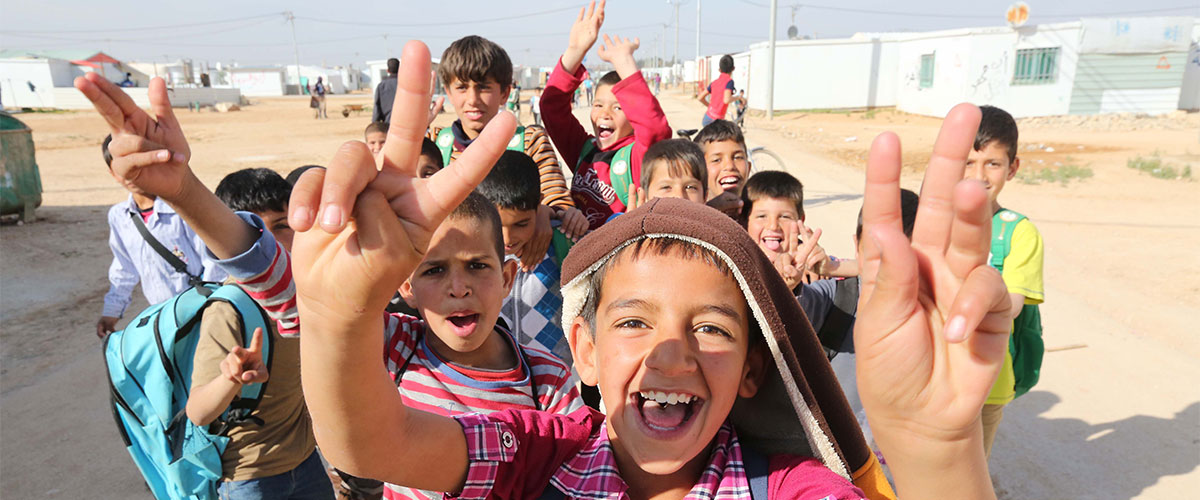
[
  {"x1": 1006, "y1": 2, "x2": 1030, "y2": 28},
  {"x1": 787, "y1": 25, "x2": 799, "y2": 40}
]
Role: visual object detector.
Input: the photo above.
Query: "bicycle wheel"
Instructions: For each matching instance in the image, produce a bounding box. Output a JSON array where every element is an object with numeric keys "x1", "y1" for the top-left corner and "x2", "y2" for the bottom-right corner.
[{"x1": 750, "y1": 147, "x2": 786, "y2": 172}]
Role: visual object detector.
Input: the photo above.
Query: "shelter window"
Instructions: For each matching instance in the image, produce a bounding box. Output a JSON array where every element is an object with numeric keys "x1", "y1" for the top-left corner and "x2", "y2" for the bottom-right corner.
[
  {"x1": 1013, "y1": 47, "x2": 1059, "y2": 85},
  {"x1": 919, "y1": 53, "x2": 935, "y2": 88}
]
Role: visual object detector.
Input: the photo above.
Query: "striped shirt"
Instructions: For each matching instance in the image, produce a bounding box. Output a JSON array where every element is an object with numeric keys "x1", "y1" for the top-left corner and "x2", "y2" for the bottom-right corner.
[
  {"x1": 429, "y1": 122, "x2": 574, "y2": 208},
  {"x1": 451, "y1": 408, "x2": 864, "y2": 499},
  {"x1": 102, "y1": 195, "x2": 227, "y2": 318},
  {"x1": 211, "y1": 213, "x2": 584, "y2": 499}
]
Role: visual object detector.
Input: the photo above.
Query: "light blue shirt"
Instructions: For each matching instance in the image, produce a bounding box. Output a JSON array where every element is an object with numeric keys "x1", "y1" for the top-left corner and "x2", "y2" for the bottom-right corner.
[{"x1": 102, "y1": 195, "x2": 226, "y2": 317}]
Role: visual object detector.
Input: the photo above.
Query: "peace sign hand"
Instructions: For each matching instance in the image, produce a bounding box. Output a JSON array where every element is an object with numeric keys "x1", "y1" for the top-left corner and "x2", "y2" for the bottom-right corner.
[
  {"x1": 221, "y1": 328, "x2": 268, "y2": 385},
  {"x1": 288, "y1": 41, "x2": 516, "y2": 326}
]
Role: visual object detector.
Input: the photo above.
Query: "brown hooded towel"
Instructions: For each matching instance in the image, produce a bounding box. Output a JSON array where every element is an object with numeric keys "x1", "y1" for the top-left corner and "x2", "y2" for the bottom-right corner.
[{"x1": 560, "y1": 197, "x2": 895, "y2": 499}]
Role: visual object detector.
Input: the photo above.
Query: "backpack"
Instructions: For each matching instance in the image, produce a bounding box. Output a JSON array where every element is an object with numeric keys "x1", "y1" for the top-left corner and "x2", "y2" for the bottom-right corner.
[
  {"x1": 990, "y1": 209, "x2": 1045, "y2": 398},
  {"x1": 816, "y1": 277, "x2": 859, "y2": 361},
  {"x1": 577, "y1": 139, "x2": 636, "y2": 206},
  {"x1": 104, "y1": 283, "x2": 273, "y2": 499},
  {"x1": 535, "y1": 444, "x2": 769, "y2": 499},
  {"x1": 436, "y1": 125, "x2": 526, "y2": 167}
]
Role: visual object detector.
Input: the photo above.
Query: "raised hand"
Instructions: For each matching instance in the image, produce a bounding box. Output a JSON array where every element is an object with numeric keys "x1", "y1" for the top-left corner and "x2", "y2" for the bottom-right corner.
[
  {"x1": 518, "y1": 205, "x2": 555, "y2": 271},
  {"x1": 773, "y1": 223, "x2": 821, "y2": 290},
  {"x1": 556, "y1": 206, "x2": 590, "y2": 241},
  {"x1": 705, "y1": 191, "x2": 743, "y2": 219},
  {"x1": 221, "y1": 328, "x2": 269, "y2": 384},
  {"x1": 288, "y1": 41, "x2": 517, "y2": 323},
  {"x1": 74, "y1": 74, "x2": 193, "y2": 200},
  {"x1": 563, "y1": 0, "x2": 606, "y2": 72},
  {"x1": 426, "y1": 71, "x2": 445, "y2": 128},
  {"x1": 596, "y1": 34, "x2": 639, "y2": 64},
  {"x1": 624, "y1": 186, "x2": 647, "y2": 213},
  {"x1": 854, "y1": 103, "x2": 1011, "y2": 498}
]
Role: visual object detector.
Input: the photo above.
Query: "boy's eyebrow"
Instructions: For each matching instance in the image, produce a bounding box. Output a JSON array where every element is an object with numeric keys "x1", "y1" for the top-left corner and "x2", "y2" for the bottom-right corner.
[
  {"x1": 606, "y1": 297, "x2": 658, "y2": 314},
  {"x1": 700, "y1": 304, "x2": 745, "y2": 322}
]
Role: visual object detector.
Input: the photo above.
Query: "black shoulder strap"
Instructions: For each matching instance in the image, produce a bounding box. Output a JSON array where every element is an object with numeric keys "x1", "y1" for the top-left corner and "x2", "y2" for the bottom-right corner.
[
  {"x1": 817, "y1": 278, "x2": 859, "y2": 360},
  {"x1": 128, "y1": 210, "x2": 196, "y2": 279},
  {"x1": 743, "y1": 445, "x2": 770, "y2": 500}
]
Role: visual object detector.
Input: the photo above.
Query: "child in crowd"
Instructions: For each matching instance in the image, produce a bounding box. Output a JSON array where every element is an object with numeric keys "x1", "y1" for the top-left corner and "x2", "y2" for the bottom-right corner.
[
  {"x1": 428, "y1": 35, "x2": 581, "y2": 270},
  {"x1": 96, "y1": 133, "x2": 226, "y2": 338},
  {"x1": 184, "y1": 167, "x2": 334, "y2": 499},
  {"x1": 697, "y1": 54, "x2": 743, "y2": 126},
  {"x1": 476, "y1": 151, "x2": 578, "y2": 365},
  {"x1": 623, "y1": 138, "x2": 708, "y2": 212},
  {"x1": 541, "y1": 0, "x2": 672, "y2": 229},
  {"x1": 286, "y1": 165, "x2": 323, "y2": 186},
  {"x1": 693, "y1": 119, "x2": 751, "y2": 218},
  {"x1": 966, "y1": 105, "x2": 1045, "y2": 459},
  {"x1": 529, "y1": 87, "x2": 542, "y2": 126},
  {"x1": 739, "y1": 171, "x2": 853, "y2": 288},
  {"x1": 416, "y1": 136, "x2": 444, "y2": 179},
  {"x1": 365, "y1": 121, "x2": 388, "y2": 157}
]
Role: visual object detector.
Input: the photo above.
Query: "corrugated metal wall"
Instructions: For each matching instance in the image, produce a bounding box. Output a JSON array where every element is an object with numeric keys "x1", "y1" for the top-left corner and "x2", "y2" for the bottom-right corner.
[{"x1": 1068, "y1": 52, "x2": 1187, "y2": 114}]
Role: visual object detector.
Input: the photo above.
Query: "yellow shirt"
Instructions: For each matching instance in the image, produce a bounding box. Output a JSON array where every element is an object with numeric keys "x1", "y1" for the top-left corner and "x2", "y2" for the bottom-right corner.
[{"x1": 986, "y1": 217, "x2": 1044, "y2": 405}]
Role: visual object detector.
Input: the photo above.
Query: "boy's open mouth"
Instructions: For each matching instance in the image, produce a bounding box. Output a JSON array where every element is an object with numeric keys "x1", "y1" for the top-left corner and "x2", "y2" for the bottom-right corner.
[
  {"x1": 633, "y1": 390, "x2": 703, "y2": 435},
  {"x1": 596, "y1": 124, "x2": 614, "y2": 140},
  {"x1": 445, "y1": 312, "x2": 480, "y2": 337},
  {"x1": 761, "y1": 234, "x2": 784, "y2": 253},
  {"x1": 718, "y1": 175, "x2": 741, "y2": 191}
]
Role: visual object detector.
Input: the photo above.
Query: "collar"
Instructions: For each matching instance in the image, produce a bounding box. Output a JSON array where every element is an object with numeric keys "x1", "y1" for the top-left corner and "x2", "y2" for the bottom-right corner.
[
  {"x1": 450, "y1": 120, "x2": 475, "y2": 150},
  {"x1": 550, "y1": 420, "x2": 748, "y2": 499},
  {"x1": 124, "y1": 195, "x2": 175, "y2": 216}
]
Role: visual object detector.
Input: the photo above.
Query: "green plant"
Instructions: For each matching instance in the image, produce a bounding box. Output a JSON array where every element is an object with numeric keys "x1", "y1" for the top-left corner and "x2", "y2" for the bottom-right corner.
[
  {"x1": 1127, "y1": 153, "x2": 1192, "y2": 180},
  {"x1": 1017, "y1": 161, "x2": 1094, "y2": 185}
]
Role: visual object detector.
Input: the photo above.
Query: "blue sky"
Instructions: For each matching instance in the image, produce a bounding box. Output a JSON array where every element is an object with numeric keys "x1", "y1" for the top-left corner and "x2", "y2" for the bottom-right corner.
[{"x1": 2, "y1": 0, "x2": 1196, "y2": 68}]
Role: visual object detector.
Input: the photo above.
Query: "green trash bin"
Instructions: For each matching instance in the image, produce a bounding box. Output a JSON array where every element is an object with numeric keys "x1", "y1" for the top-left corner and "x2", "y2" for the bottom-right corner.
[{"x1": 0, "y1": 111, "x2": 43, "y2": 222}]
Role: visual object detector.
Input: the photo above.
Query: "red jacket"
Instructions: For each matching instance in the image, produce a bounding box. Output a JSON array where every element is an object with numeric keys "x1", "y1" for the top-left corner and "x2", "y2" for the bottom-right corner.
[{"x1": 541, "y1": 60, "x2": 672, "y2": 229}]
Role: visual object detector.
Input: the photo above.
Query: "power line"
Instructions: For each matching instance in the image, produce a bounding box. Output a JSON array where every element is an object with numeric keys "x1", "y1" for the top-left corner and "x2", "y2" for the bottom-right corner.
[
  {"x1": 295, "y1": 5, "x2": 580, "y2": 28},
  {"x1": 736, "y1": 1, "x2": 1198, "y2": 19},
  {"x1": 0, "y1": 13, "x2": 282, "y2": 34}
]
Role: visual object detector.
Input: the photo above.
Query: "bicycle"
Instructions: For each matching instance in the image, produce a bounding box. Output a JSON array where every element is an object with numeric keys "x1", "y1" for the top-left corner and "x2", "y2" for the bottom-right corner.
[{"x1": 676, "y1": 92, "x2": 787, "y2": 173}]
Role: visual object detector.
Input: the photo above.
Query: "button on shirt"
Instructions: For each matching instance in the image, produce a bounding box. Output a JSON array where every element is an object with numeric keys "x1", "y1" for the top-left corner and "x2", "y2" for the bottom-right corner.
[{"x1": 102, "y1": 196, "x2": 226, "y2": 317}]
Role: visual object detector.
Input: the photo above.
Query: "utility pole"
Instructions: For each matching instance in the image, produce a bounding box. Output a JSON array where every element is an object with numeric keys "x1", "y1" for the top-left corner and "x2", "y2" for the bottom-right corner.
[
  {"x1": 766, "y1": 0, "x2": 778, "y2": 119},
  {"x1": 695, "y1": 0, "x2": 701, "y2": 62},
  {"x1": 661, "y1": 24, "x2": 667, "y2": 69},
  {"x1": 673, "y1": 0, "x2": 680, "y2": 65},
  {"x1": 284, "y1": 11, "x2": 302, "y2": 95}
]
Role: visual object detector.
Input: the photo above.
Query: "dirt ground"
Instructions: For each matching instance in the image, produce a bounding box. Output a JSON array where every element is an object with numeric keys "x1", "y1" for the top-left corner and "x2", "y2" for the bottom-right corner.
[{"x1": 2, "y1": 87, "x2": 1197, "y2": 498}]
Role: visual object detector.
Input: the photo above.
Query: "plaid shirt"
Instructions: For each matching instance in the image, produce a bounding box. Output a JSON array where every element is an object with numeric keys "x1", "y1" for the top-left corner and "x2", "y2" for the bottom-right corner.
[{"x1": 500, "y1": 231, "x2": 571, "y2": 366}]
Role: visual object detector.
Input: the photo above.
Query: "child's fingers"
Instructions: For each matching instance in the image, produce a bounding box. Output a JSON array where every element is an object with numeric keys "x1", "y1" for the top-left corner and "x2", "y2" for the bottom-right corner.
[
  {"x1": 74, "y1": 76, "x2": 129, "y2": 134},
  {"x1": 858, "y1": 225, "x2": 921, "y2": 344},
  {"x1": 912, "y1": 103, "x2": 981, "y2": 255},
  {"x1": 861, "y1": 132, "x2": 904, "y2": 267},
  {"x1": 148, "y1": 77, "x2": 181, "y2": 132},
  {"x1": 945, "y1": 179, "x2": 992, "y2": 280},
  {"x1": 423, "y1": 112, "x2": 516, "y2": 221},
  {"x1": 247, "y1": 327, "x2": 264, "y2": 355},
  {"x1": 380, "y1": 41, "x2": 434, "y2": 179},
  {"x1": 85, "y1": 72, "x2": 145, "y2": 130},
  {"x1": 944, "y1": 265, "x2": 1011, "y2": 345},
  {"x1": 289, "y1": 166, "x2": 327, "y2": 232},
  {"x1": 319, "y1": 141, "x2": 379, "y2": 233}
]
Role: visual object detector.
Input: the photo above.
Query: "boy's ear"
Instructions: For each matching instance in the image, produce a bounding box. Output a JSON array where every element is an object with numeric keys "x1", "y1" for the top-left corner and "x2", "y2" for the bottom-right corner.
[
  {"x1": 568, "y1": 317, "x2": 599, "y2": 386},
  {"x1": 737, "y1": 342, "x2": 768, "y2": 399},
  {"x1": 1007, "y1": 156, "x2": 1021, "y2": 181},
  {"x1": 398, "y1": 279, "x2": 417, "y2": 308},
  {"x1": 500, "y1": 258, "x2": 518, "y2": 294}
]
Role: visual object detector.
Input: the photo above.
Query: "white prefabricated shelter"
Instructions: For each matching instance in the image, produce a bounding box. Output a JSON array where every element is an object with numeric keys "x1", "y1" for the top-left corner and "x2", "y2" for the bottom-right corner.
[
  {"x1": 285, "y1": 65, "x2": 345, "y2": 95},
  {"x1": 228, "y1": 67, "x2": 288, "y2": 97}
]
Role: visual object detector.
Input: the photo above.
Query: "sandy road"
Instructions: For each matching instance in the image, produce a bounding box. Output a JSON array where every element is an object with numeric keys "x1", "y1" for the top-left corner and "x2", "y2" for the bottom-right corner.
[{"x1": 1, "y1": 87, "x2": 1196, "y2": 498}]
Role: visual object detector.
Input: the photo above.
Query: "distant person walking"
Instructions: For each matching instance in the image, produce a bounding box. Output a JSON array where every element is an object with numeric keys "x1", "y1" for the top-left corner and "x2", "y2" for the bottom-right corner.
[
  {"x1": 373, "y1": 57, "x2": 399, "y2": 123},
  {"x1": 313, "y1": 76, "x2": 328, "y2": 119},
  {"x1": 583, "y1": 74, "x2": 594, "y2": 105},
  {"x1": 697, "y1": 54, "x2": 743, "y2": 126}
]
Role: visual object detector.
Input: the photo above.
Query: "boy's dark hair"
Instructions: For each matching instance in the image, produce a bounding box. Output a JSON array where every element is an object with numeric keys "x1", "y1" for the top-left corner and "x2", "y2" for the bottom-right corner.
[
  {"x1": 692, "y1": 119, "x2": 747, "y2": 153},
  {"x1": 448, "y1": 191, "x2": 505, "y2": 260},
  {"x1": 215, "y1": 168, "x2": 292, "y2": 214},
  {"x1": 386, "y1": 57, "x2": 399, "y2": 75},
  {"x1": 477, "y1": 150, "x2": 540, "y2": 212},
  {"x1": 438, "y1": 36, "x2": 513, "y2": 90},
  {"x1": 975, "y1": 105, "x2": 1018, "y2": 163},
  {"x1": 640, "y1": 139, "x2": 707, "y2": 197},
  {"x1": 285, "y1": 165, "x2": 323, "y2": 185},
  {"x1": 855, "y1": 188, "x2": 920, "y2": 241},
  {"x1": 719, "y1": 54, "x2": 734, "y2": 74},
  {"x1": 578, "y1": 237, "x2": 762, "y2": 345},
  {"x1": 597, "y1": 71, "x2": 621, "y2": 88},
  {"x1": 739, "y1": 171, "x2": 804, "y2": 224},
  {"x1": 365, "y1": 121, "x2": 388, "y2": 136},
  {"x1": 421, "y1": 137, "x2": 444, "y2": 168},
  {"x1": 102, "y1": 134, "x2": 113, "y2": 167}
]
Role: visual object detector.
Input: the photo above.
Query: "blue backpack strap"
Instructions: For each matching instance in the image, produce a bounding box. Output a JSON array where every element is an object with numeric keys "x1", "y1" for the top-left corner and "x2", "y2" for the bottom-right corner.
[{"x1": 742, "y1": 445, "x2": 770, "y2": 500}]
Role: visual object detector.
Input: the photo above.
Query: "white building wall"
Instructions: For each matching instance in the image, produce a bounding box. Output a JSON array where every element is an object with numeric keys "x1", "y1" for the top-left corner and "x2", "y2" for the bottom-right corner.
[
  {"x1": 0, "y1": 58, "x2": 78, "y2": 108},
  {"x1": 229, "y1": 70, "x2": 286, "y2": 97},
  {"x1": 744, "y1": 38, "x2": 898, "y2": 112},
  {"x1": 49, "y1": 87, "x2": 242, "y2": 110},
  {"x1": 1175, "y1": 25, "x2": 1200, "y2": 111},
  {"x1": 895, "y1": 23, "x2": 1083, "y2": 118}
]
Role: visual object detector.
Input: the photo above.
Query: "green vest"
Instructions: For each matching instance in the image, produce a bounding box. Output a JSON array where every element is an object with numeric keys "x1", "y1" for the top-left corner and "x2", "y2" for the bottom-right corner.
[
  {"x1": 990, "y1": 209, "x2": 1044, "y2": 398},
  {"x1": 577, "y1": 140, "x2": 635, "y2": 206},
  {"x1": 435, "y1": 125, "x2": 526, "y2": 167}
]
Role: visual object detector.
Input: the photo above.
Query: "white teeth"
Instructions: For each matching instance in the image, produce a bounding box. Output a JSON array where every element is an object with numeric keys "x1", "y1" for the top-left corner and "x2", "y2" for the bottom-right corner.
[{"x1": 639, "y1": 391, "x2": 694, "y2": 405}]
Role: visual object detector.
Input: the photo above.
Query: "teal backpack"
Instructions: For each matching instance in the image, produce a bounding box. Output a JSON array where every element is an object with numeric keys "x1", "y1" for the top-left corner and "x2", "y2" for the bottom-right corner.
[
  {"x1": 436, "y1": 125, "x2": 527, "y2": 167},
  {"x1": 104, "y1": 283, "x2": 272, "y2": 499},
  {"x1": 990, "y1": 209, "x2": 1044, "y2": 398},
  {"x1": 577, "y1": 140, "x2": 635, "y2": 206}
]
